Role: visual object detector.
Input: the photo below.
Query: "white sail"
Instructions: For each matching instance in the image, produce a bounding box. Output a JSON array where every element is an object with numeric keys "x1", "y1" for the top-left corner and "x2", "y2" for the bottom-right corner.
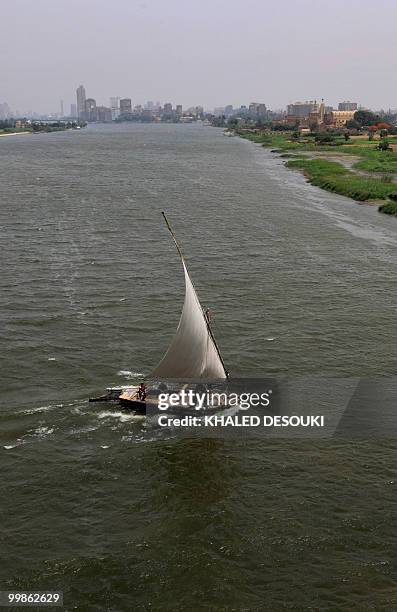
[{"x1": 148, "y1": 261, "x2": 227, "y2": 380}]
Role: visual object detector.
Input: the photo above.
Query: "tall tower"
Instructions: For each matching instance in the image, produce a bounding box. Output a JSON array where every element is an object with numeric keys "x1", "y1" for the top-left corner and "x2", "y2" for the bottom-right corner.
[
  {"x1": 319, "y1": 98, "x2": 325, "y2": 125},
  {"x1": 85, "y1": 98, "x2": 97, "y2": 122},
  {"x1": 76, "y1": 85, "x2": 86, "y2": 119},
  {"x1": 110, "y1": 97, "x2": 120, "y2": 120}
]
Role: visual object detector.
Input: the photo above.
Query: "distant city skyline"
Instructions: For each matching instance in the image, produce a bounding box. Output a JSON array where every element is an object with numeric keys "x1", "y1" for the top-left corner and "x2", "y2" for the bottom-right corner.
[
  {"x1": 3, "y1": 88, "x2": 397, "y2": 120},
  {"x1": 2, "y1": 0, "x2": 397, "y2": 115},
  {"x1": 3, "y1": 91, "x2": 397, "y2": 122},
  {"x1": 1, "y1": 79, "x2": 396, "y2": 122}
]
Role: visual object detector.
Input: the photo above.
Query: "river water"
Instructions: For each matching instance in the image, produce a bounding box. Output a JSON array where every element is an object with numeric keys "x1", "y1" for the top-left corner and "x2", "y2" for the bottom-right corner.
[{"x1": 1, "y1": 124, "x2": 397, "y2": 610}]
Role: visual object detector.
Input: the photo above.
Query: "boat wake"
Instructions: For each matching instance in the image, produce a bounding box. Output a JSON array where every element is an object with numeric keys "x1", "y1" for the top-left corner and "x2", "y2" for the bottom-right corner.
[
  {"x1": 117, "y1": 370, "x2": 144, "y2": 378},
  {"x1": 31, "y1": 426, "x2": 55, "y2": 438},
  {"x1": 21, "y1": 403, "x2": 65, "y2": 416},
  {"x1": 3, "y1": 441, "x2": 25, "y2": 450},
  {"x1": 97, "y1": 410, "x2": 145, "y2": 423}
]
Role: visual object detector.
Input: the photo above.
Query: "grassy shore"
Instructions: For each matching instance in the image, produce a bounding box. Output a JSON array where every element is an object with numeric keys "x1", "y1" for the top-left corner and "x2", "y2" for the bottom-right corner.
[
  {"x1": 379, "y1": 199, "x2": 397, "y2": 216},
  {"x1": 236, "y1": 130, "x2": 397, "y2": 215},
  {"x1": 286, "y1": 158, "x2": 397, "y2": 202},
  {"x1": 0, "y1": 128, "x2": 32, "y2": 136},
  {"x1": 0, "y1": 122, "x2": 85, "y2": 137}
]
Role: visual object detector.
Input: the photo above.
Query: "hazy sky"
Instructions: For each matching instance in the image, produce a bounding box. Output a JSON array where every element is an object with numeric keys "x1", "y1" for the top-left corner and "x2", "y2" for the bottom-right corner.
[{"x1": 2, "y1": 0, "x2": 397, "y2": 114}]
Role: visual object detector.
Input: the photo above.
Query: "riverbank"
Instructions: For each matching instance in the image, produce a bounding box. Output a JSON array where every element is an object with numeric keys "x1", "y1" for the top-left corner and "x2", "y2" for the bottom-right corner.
[
  {"x1": 0, "y1": 121, "x2": 86, "y2": 138},
  {"x1": 0, "y1": 130, "x2": 32, "y2": 137},
  {"x1": 235, "y1": 130, "x2": 397, "y2": 216}
]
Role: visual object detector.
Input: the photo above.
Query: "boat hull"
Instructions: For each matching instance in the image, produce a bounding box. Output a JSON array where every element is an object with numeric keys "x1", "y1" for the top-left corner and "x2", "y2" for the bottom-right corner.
[{"x1": 119, "y1": 398, "x2": 146, "y2": 412}]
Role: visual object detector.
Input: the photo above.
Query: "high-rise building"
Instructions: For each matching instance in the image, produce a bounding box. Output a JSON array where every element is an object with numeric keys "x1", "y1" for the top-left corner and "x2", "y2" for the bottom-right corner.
[
  {"x1": 176, "y1": 105, "x2": 182, "y2": 115},
  {"x1": 70, "y1": 103, "x2": 77, "y2": 117},
  {"x1": 249, "y1": 102, "x2": 267, "y2": 117},
  {"x1": 163, "y1": 103, "x2": 172, "y2": 113},
  {"x1": 214, "y1": 107, "x2": 225, "y2": 116},
  {"x1": 287, "y1": 101, "x2": 318, "y2": 119},
  {"x1": 85, "y1": 98, "x2": 97, "y2": 122},
  {"x1": 110, "y1": 97, "x2": 120, "y2": 120},
  {"x1": 76, "y1": 85, "x2": 86, "y2": 119},
  {"x1": 120, "y1": 98, "x2": 132, "y2": 115},
  {"x1": 338, "y1": 101, "x2": 358, "y2": 111},
  {"x1": 97, "y1": 106, "x2": 112, "y2": 122},
  {"x1": 0, "y1": 102, "x2": 12, "y2": 119}
]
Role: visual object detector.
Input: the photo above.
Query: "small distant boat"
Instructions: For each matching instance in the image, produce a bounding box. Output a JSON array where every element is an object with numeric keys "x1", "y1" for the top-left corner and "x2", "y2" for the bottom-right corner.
[{"x1": 89, "y1": 213, "x2": 228, "y2": 411}]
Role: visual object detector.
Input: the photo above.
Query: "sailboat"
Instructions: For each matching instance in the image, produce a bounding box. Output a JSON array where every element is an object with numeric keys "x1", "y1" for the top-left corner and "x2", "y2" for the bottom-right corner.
[{"x1": 89, "y1": 212, "x2": 228, "y2": 411}]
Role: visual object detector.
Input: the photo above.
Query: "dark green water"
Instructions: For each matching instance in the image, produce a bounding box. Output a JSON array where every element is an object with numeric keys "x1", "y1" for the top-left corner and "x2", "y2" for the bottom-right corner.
[{"x1": 1, "y1": 124, "x2": 397, "y2": 610}]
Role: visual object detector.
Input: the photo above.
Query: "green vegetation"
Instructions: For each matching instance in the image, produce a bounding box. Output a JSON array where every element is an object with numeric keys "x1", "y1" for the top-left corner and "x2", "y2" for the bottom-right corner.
[
  {"x1": 238, "y1": 131, "x2": 306, "y2": 150},
  {"x1": 227, "y1": 116, "x2": 397, "y2": 215},
  {"x1": 32, "y1": 121, "x2": 84, "y2": 133},
  {"x1": 0, "y1": 127, "x2": 32, "y2": 134},
  {"x1": 379, "y1": 193, "x2": 397, "y2": 215},
  {"x1": 286, "y1": 158, "x2": 397, "y2": 201},
  {"x1": 238, "y1": 130, "x2": 397, "y2": 176},
  {"x1": 0, "y1": 119, "x2": 85, "y2": 136},
  {"x1": 314, "y1": 132, "x2": 337, "y2": 145},
  {"x1": 378, "y1": 138, "x2": 391, "y2": 151},
  {"x1": 379, "y1": 199, "x2": 397, "y2": 216},
  {"x1": 353, "y1": 109, "x2": 380, "y2": 126},
  {"x1": 354, "y1": 155, "x2": 397, "y2": 173}
]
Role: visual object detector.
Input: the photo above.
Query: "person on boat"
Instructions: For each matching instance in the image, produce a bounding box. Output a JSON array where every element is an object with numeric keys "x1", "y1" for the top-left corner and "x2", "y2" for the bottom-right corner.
[
  {"x1": 136, "y1": 383, "x2": 147, "y2": 401},
  {"x1": 205, "y1": 308, "x2": 213, "y2": 324}
]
